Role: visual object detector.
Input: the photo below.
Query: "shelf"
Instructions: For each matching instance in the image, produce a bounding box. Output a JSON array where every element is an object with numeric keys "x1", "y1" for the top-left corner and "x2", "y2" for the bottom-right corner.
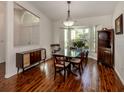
[{"x1": 99, "y1": 39, "x2": 111, "y2": 41}]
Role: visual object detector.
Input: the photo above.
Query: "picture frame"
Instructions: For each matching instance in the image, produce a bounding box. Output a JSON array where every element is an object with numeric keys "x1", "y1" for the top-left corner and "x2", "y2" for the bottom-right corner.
[{"x1": 115, "y1": 14, "x2": 123, "y2": 35}]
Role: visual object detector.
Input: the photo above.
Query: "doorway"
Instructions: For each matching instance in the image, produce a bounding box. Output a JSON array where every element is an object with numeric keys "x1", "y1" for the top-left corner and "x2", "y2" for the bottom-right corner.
[{"x1": 0, "y1": 1, "x2": 6, "y2": 78}]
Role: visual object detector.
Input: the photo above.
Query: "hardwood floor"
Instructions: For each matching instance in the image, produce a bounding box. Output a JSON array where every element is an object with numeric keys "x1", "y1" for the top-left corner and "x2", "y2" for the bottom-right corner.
[
  {"x1": 0, "y1": 58, "x2": 124, "y2": 92},
  {"x1": 0, "y1": 63, "x2": 5, "y2": 82}
]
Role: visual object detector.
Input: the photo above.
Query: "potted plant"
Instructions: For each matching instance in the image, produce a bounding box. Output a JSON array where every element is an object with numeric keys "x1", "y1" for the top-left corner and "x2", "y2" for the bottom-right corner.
[{"x1": 72, "y1": 39, "x2": 88, "y2": 49}]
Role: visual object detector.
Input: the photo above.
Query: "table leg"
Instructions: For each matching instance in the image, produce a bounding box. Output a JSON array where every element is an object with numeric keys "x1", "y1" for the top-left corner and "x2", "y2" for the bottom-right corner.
[
  {"x1": 69, "y1": 63, "x2": 77, "y2": 76},
  {"x1": 66, "y1": 57, "x2": 77, "y2": 76}
]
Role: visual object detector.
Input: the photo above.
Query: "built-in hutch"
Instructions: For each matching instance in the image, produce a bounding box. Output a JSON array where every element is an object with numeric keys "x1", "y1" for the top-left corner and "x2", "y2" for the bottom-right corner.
[{"x1": 97, "y1": 28, "x2": 114, "y2": 67}]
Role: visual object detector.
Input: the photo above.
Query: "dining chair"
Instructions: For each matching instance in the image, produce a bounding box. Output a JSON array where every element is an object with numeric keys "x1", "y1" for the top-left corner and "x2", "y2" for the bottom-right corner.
[
  {"x1": 69, "y1": 52, "x2": 84, "y2": 75},
  {"x1": 53, "y1": 54, "x2": 71, "y2": 81},
  {"x1": 70, "y1": 47, "x2": 77, "y2": 50},
  {"x1": 50, "y1": 44, "x2": 61, "y2": 54}
]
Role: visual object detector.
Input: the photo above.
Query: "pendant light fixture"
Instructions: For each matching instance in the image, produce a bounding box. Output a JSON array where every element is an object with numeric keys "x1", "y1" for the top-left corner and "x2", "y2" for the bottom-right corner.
[{"x1": 63, "y1": 1, "x2": 74, "y2": 27}]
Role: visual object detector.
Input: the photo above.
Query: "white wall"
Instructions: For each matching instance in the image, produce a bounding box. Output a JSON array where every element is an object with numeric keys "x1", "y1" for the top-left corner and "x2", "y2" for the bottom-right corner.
[
  {"x1": 53, "y1": 15, "x2": 112, "y2": 59},
  {"x1": 112, "y1": 2, "x2": 124, "y2": 85},
  {"x1": 5, "y1": 1, "x2": 53, "y2": 78},
  {"x1": 14, "y1": 8, "x2": 24, "y2": 46},
  {"x1": 0, "y1": 2, "x2": 6, "y2": 63}
]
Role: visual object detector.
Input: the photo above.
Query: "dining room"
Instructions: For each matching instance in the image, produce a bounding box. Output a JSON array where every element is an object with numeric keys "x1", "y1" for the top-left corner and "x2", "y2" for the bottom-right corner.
[{"x1": 0, "y1": 1, "x2": 124, "y2": 92}]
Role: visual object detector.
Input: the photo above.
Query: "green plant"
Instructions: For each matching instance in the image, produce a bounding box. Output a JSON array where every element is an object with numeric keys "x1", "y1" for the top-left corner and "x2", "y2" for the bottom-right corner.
[
  {"x1": 72, "y1": 39, "x2": 87, "y2": 48},
  {"x1": 84, "y1": 45, "x2": 89, "y2": 49},
  {"x1": 72, "y1": 41, "x2": 77, "y2": 47}
]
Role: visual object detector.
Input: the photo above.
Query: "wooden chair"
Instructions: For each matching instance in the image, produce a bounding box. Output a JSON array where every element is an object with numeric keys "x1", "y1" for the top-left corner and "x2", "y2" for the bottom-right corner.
[
  {"x1": 50, "y1": 44, "x2": 61, "y2": 54},
  {"x1": 69, "y1": 52, "x2": 84, "y2": 75},
  {"x1": 53, "y1": 55, "x2": 71, "y2": 81}
]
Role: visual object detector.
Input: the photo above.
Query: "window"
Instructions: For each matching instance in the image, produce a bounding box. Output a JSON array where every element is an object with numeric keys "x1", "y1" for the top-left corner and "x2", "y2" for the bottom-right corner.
[
  {"x1": 64, "y1": 29, "x2": 68, "y2": 48},
  {"x1": 64, "y1": 26, "x2": 96, "y2": 52},
  {"x1": 92, "y1": 26, "x2": 97, "y2": 52}
]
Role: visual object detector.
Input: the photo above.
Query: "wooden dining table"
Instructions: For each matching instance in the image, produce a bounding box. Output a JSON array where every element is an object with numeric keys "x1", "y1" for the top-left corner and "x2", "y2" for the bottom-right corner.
[
  {"x1": 52, "y1": 48, "x2": 88, "y2": 76},
  {"x1": 52, "y1": 48, "x2": 82, "y2": 58}
]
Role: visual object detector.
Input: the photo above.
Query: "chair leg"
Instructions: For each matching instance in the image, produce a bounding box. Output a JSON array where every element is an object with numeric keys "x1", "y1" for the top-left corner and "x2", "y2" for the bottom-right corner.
[
  {"x1": 73, "y1": 64, "x2": 74, "y2": 67},
  {"x1": 54, "y1": 68, "x2": 56, "y2": 80},
  {"x1": 67, "y1": 65, "x2": 70, "y2": 76},
  {"x1": 79, "y1": 64, "x2": 81, "y2": 75},
  {"x1": 85, "y1": 58, "x2": 88, "y2": 66},
  {"x1": 81, "y1": 63, "x2": 83, "y2": 71},
  {"x1": 64, "y1": 69, "x2": 66, "y2": 82},
  {"x1": 69, "y1": 64, "x2": 71, "y2": 72}
]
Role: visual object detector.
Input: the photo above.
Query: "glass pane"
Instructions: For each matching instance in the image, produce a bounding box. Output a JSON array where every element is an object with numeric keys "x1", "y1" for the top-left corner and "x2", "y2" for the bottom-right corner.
[
  {"x1": 71, "y1": 30, "x2": 75, "y2": 40},
  {"x1": 64, "y1": 29, "x2": 68, "y2": 48},
  {"x1": 64, "y1": 26, "x2": 96, "y2": 52},
  {"x1": 90, "y1": 26, "x2": 96, "y2": 52}
]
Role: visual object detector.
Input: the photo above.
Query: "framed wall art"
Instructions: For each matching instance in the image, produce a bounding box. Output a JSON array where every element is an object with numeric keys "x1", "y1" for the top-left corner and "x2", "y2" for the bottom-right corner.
[{"x1": 115, "y1": 14, "x2": 123, "y2": 35}]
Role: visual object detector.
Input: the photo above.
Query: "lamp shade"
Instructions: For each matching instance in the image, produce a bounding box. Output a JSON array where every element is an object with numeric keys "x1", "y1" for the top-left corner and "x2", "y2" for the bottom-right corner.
[{"x1": 63, "y1": 20, "x2": 74, "y2": 27}]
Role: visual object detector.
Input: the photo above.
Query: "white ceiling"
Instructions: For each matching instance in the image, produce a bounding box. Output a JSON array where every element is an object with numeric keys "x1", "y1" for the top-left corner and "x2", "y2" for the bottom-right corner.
[{"x1": 29, "y1": 1, "x2": 117, "y2": 21}]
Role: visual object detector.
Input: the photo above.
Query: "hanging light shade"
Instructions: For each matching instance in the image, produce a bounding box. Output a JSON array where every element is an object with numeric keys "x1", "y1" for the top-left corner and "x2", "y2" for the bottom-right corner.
[
  {"x1": 63, "y1": 20, "x2": 74, "y2": 27},
  {"x1": 63, "y1": 1, "x2": 74, "y2": 27}
]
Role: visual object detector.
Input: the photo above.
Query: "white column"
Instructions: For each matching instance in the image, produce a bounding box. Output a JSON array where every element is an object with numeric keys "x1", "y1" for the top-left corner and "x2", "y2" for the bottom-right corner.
[{"x1": 5, "y1": 1, "x2": 15, "y2": 78}]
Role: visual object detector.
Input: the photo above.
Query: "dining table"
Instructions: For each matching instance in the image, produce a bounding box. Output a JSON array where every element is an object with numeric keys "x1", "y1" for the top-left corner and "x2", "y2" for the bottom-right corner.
[
  {"x1": 52, "y1": 48, "x2": 89, "y2": 76},
  {"x1": 53, "y1": 48, "x2": 81, "y2": 58},
  {"x1": 52, "y1": 48, "x2": 88, "y2": 58}
]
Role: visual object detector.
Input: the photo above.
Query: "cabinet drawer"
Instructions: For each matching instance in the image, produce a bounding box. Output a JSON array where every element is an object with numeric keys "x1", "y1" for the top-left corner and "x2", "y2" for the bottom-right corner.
[
  {"x1": 23, "y1": 53, "x2": 30, "y2": 67},
  {"x1": 37, "y1": 50, "x2": 41, "y2": 61}
]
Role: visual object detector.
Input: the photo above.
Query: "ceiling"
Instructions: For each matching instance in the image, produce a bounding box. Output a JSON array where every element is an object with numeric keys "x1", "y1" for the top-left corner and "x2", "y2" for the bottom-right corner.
[{"x1": 29, "y1": 1, "x2": 117, "y2": 21}]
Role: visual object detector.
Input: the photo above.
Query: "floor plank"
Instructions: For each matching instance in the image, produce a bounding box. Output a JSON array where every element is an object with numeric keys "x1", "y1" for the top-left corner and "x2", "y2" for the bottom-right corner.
[{"x1": 0, "y1": 58, "x2": 123, "y2": 92}]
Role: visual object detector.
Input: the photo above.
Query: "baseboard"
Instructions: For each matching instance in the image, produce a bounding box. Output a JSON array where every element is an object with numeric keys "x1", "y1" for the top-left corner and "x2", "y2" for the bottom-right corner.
[
  {"x1": 5, "y1": 71, "x2": 17, "y2": 78},
  {"x1": 45, "y1": 58, "x2": 52, "y2": 61},
  {"x1": 115, "y1": 68, "x2": 124, "y2": 85},
  {"x1": 88, "y1": 55, "x2": 97, "y2": 60}
]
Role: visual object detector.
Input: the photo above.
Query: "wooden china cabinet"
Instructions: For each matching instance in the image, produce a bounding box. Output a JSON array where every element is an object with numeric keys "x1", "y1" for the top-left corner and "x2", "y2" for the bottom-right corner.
[{"x1": 97, "y1": 28, "x2": 114, "y2": 67}]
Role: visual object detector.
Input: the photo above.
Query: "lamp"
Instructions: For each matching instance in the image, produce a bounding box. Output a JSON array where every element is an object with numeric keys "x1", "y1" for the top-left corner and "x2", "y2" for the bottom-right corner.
[{"x1": 63, "y1": 1, "x2": 74, "y2": 27}]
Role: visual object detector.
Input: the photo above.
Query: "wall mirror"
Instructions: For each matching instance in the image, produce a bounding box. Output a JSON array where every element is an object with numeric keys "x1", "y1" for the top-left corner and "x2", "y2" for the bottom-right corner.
[{"x1": 14, "y1": 3, "x2": 40, "y2": 47}]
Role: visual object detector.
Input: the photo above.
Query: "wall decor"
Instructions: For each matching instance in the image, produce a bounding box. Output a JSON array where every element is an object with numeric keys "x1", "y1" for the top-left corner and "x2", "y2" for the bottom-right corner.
[{"x1": 115, "y1": 14, "x2": 123, "y2": 34}]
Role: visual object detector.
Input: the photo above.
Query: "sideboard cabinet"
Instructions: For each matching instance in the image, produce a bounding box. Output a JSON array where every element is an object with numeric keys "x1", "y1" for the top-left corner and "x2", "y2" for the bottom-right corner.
[{"x1": 16, "y1": 48, "x2": 46, "y2": 72}]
